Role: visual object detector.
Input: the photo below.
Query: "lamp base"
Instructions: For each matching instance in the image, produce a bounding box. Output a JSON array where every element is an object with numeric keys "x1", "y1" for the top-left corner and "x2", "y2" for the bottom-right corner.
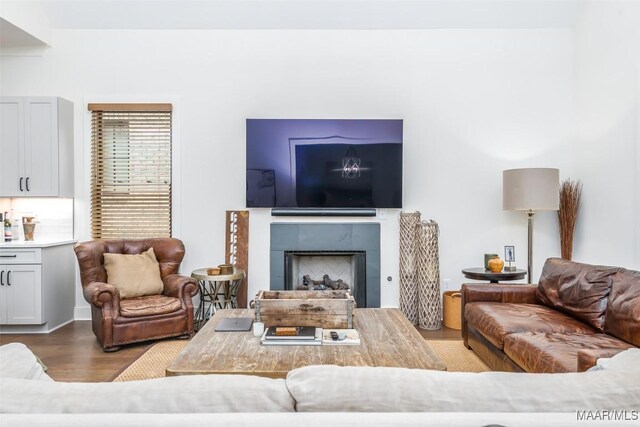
[{"x1": 504, "y1": 266, "x2": 517, "y2": 272}]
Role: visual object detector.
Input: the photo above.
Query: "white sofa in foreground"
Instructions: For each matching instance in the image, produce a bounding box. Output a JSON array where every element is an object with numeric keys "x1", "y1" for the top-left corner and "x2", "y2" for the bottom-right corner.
[{"x1": 1, "y1": 343, "x2": 639, "y2": 426}]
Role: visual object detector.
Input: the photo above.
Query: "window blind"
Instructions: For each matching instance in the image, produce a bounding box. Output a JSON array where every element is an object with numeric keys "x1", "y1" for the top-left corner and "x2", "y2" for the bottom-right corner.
[{"x1": 89, "y1": 103, "x2": 172, "y2": 239}]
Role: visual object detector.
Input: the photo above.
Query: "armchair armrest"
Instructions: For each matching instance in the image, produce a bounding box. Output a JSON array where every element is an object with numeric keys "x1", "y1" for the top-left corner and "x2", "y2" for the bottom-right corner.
[
  {"x1": 577, "y1": 348, "x2": 628, "y2": 372},
  {"x1": 162, "y1": 274, "x2": 199, "y2": 300},
  {"x1": 461, "y1": 284, "x2": 538, "y2": 347},
  {"x1": 83, "y1": 281, "x2": 121, "y2": 313}
]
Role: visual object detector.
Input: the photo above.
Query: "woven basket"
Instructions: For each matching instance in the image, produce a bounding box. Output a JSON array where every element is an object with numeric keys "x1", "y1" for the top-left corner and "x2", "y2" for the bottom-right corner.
[{"x1": 399, "y1": 211, "x2": 421, "y2": 325}]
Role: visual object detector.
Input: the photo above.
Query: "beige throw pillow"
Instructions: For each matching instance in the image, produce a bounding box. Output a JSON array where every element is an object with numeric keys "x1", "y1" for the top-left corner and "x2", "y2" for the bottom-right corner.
[{"x1": 104, "y1": 248, "x2": 164, "y2": 299}]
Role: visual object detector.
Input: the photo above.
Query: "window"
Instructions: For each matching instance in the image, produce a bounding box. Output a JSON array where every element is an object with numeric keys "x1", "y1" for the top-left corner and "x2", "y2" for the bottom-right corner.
[{"x1": 88, "y1": 103, "x2": 172, "y2": 239}]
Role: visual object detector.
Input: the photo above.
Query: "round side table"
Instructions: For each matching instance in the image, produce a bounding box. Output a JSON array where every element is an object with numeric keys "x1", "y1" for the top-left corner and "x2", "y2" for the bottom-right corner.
[
  {"x1": 461, "y1": 267, "x2": 527, "y2": 284},
  {"x1": 191, "y1": 268, "x2": 245, "y2": 331}
]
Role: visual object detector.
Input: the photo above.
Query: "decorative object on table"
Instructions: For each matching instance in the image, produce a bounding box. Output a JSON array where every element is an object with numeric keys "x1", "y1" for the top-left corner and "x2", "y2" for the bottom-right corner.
[
  {"x1": 253, "y1": 290, "x2": 354, "y2": 329},
  {"x1": 206, "y1": 267, "x2": 221, "y2": 275},
  {"x1": 503, "y1": 168, "x2": 559, "y2": 283},
  {"x1": 322, "y1": 329, "x2": 361, "y2": 345},
  {"x1": 504, "y1": 246, "x2": 516, "y2": 271},
  {"x1": 442, "y1": 291, "x2": 462, "y2": 330},
  {"x1": 417, "y1": 220, "x2": 442, "y2": 330},
  {"x1": 487, "y1": 255, "x2": 504, "y2": 273},
  {"x1": 399, "y1": 211, "x2": 421, "y2": 325},
  {"x1": 22, "y1": 216, "x2": 36, "y2": 241},
  {"x1": 225, "y1": 210, "x2": 249, "y2": 308},
  {"x1": 218, "y1": 264, "x2": 233, "y2": 275},
  {"x1": 558, "y1": 179, "x2": 582, "y2": 260},
  {"x1": 252, "y1": 321, "x2": 264, "y2": 337},
  {"x1": 483, "y1": 253, "x2": 498, "y2": 270}
]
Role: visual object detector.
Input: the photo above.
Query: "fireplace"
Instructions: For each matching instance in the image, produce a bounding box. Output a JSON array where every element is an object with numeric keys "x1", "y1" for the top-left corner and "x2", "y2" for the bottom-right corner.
[
  {"x1": 270, "y1": 223, "x2": 380, "y2": 307},
  {"x1": 284, "y1": 250, "x2": 366, "y2": 308}
]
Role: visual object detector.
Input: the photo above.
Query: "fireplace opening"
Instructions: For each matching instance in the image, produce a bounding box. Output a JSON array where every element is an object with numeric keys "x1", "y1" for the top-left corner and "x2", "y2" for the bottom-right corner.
[{"x1": 284, "y1": 250, "x2": 366, "y2": 308}]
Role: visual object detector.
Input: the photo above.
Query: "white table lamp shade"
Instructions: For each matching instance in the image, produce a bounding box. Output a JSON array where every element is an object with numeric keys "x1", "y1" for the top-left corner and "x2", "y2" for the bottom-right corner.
[{"x1": 503, "y1": 168, "x2": 560, "y2": 211}]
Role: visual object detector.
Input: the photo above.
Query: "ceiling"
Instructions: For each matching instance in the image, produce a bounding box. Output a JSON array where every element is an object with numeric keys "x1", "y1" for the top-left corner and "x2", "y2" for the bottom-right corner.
[{"x1": 1, "y1": 0, "x2": 586, "y2": 53}]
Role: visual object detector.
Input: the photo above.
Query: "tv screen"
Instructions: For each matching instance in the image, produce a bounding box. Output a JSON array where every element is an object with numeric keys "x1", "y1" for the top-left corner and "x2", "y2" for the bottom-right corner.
[{"x1": 246, "y1": 119, "x2": 403, "y2": 208}]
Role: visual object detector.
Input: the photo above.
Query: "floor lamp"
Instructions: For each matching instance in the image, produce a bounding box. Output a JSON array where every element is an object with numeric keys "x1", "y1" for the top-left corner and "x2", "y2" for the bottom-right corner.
[{"x1": 503, "y1": 168, "x2": 559, "y2": 283}]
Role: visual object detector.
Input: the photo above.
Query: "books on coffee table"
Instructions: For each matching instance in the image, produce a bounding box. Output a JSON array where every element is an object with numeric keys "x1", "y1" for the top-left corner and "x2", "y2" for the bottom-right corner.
[
  {"x1": 260, "y1": 327, "x2": 323, "y2": 346},
  {"x1": 264, "y1": 326, "x2": 316, "y2": 340},
  {"x1": 322, "y1": 329, "x2": 361, "y2": 345}
]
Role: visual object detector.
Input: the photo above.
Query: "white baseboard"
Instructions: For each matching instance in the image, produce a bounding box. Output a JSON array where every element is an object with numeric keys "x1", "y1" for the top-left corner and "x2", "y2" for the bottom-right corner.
[{"x1": 74, "y1": 306, "x2": 92, "y2": 320}]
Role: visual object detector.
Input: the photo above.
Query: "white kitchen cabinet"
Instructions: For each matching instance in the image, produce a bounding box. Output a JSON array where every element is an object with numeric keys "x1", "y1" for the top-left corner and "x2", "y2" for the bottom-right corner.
[
  {"x1": 0, "y1": 264, "x2": 42, "y2": 324},
  {"x1": 0, "y1": 242, "x2": 76, "y2": 333},
  {"x1": 0, "y1": 97, "x2": 74, "y2": 197}
]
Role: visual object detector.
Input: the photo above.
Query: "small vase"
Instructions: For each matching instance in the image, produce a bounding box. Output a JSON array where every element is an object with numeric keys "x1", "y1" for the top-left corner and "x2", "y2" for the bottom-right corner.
[
  {"x1": 22, "y1": 217, "x2": 36, "y2": 241},
  {"x1": 488, "y1": 256, "x2": 504, "y2": 273}
]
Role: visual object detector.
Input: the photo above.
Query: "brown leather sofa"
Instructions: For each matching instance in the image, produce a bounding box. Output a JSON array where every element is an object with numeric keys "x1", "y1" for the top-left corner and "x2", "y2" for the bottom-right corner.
[
  {"x1": 461, "y1": 258, "x2": 639, "y2": 373},
  {"x1": 74, "y1": 238, "x2": 199, "y2": 352}
]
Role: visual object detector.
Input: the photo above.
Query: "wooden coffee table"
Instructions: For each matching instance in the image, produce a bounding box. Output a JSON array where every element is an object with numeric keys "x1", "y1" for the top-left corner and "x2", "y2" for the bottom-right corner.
[{"x1": 166, "y1": 308, "x2": 446, "y2": 378}]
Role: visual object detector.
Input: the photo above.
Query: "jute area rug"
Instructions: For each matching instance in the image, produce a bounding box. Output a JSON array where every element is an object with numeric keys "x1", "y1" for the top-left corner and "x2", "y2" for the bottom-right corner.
[{"x1": 113, "y1": 339, "x2": 489, "y2": 382}]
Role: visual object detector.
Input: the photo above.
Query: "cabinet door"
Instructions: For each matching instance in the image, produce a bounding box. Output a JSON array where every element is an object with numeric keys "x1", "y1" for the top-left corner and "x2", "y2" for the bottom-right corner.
[
  {"x1": 0, "y1": 98, "x2": 25, "y2": 196},
  {"x1": 4, "y1": 264, "x2": 42, "y2": 325},
  {"x1": 24, "y1": 98, "x2": 59, "y2": 196},
  {"x1": 0, "y1": 268, "x2": 7, "y2": 323}
]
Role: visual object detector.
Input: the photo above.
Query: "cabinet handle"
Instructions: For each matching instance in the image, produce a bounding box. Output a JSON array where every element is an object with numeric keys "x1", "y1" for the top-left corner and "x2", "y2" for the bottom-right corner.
[
  {"x1": 20, "y1": 177, "x2": 24, "y2": 192},
  {"x1": 6, "y1": 271, "x2": 10, "y2": 286},
  {"x1": 0, "y1": 255, "x2": 18, "y2": 258},
  {"x1": 26, "y1": 177, "x2": 30, "y2": 192},
  {"x1": 0, "y1": 271, "x2": 4, "y2": 286}
]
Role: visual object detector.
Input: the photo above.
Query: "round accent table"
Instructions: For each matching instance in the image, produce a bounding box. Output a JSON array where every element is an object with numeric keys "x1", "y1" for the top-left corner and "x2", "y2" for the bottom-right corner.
[
  {"x1": 461, "y1": 268, "x2": 527, "y2": 284},
  {"x1": 191, "y1": 268, "x2": 245, "y2": 331}
]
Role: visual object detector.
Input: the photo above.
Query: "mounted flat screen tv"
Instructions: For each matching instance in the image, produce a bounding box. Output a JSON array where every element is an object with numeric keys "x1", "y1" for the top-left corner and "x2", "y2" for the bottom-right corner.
[{"x1": 246, "y1": 119, "x2": 403, "y2": 209}]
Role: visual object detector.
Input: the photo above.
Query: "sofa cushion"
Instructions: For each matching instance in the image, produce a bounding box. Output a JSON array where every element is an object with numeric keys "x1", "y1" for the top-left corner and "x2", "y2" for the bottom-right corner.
[
  {"x1": 120, "y1": 295, "x2": 182, "y2": 318},
  {"x1": 503, "y1": 332, "x2": 634, "y2": 373},
  {"x1": 536, "y1": 258, "x2": 619, "y2": 331},
  {"x1": 286, "y1": 360, "x2": 640, "y2": 412},
  {"x1": 0, "y1": 374, "x2": 295, "y2": 413},
  {"x1": 603, "y1": 268, "x2": 640, "y2": 346},
  {"x1": 0, "y1": 343, "x2": 52, "y2": 382},
  {"x1": 465, "y1": 302, "x2": 595, "y2": 349},
  {"x1": 104, "y1": 247, "x2": 164, "y2": 299}
]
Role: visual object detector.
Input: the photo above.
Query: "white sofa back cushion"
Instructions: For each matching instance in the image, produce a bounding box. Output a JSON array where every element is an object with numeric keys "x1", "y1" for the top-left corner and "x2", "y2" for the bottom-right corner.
[
  {"x1": 0, "y1": 375, "x2": 295, "y2": 413},
  {"x1": 287, "y1": 351, "x2": 640, "y2": 412},
  {"x1": 0, "y1": 343, "x2": 52, "y2": 382}
]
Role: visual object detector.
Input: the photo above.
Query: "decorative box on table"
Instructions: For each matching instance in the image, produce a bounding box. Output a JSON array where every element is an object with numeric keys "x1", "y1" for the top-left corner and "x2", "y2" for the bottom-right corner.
[{"x1": 253, "y1": 290, "x2": 354, "y2": 328}]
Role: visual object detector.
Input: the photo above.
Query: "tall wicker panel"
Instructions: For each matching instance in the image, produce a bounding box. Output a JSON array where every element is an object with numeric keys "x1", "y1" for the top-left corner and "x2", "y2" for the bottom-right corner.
[
  {"x1": 417, "y1": 220, "x2": 442, "y2": 330},
  {"x1": 399, "y1": 211, "x2": 421, "y2": 325}
]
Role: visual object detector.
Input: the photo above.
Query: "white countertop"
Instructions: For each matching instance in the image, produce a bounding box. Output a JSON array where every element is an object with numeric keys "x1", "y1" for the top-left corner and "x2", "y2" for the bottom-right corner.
[{"x1": 0, "y1": 239, "x2": 77, "y2": 248}]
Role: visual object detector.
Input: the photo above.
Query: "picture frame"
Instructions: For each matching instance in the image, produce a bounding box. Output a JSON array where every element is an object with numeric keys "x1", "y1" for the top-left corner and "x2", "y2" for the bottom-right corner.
[{"x1": 505, "y1": 246, "x2": 515, "y2": 262}]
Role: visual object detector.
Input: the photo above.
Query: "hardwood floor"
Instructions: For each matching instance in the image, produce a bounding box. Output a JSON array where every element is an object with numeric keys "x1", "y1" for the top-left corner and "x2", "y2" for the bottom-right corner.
[
  {"x1": 0, "y1": 321, "x2": 152, "y2": 382},
  {"x1": 1, "y1": 321, "x2": 462, "y2": 382}
]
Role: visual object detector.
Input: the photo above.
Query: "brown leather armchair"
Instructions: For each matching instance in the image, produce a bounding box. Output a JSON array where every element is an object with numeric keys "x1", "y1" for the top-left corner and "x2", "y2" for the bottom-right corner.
[{"x1": 74, "y1": 238, "x2": 199, "y2": 352}]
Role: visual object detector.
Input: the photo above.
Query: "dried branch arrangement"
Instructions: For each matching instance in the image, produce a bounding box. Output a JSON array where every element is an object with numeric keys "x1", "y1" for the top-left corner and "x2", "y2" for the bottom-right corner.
[{"x1": 558, "y1": 179, "x2": 583, "y2": 260}]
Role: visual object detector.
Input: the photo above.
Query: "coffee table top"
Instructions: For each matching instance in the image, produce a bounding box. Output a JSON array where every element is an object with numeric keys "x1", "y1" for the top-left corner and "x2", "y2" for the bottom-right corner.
[{"x1": 166, "y1": 308, "x2": 446, "y2": 378}]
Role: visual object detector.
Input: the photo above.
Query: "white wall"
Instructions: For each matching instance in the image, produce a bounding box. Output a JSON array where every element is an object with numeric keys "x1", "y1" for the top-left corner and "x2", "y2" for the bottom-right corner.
[
  {"x1": 572, "y1": 1, "x2": 640, "y2": 270},
  {"x1": 1, "y1": 27, "x2": 593, "y2": 315}
]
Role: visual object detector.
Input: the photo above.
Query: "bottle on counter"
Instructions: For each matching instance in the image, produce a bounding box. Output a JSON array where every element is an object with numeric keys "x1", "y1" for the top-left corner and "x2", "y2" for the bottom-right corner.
[{"x1": 4, "y1": 211, "x2": 12, "y2": 242}]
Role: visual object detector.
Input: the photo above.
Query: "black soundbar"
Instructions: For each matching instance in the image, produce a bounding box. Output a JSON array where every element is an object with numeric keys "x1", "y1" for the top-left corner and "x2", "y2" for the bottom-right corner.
[{"x1": 271, "y1": 208, "x2": 377, "y2": 217}]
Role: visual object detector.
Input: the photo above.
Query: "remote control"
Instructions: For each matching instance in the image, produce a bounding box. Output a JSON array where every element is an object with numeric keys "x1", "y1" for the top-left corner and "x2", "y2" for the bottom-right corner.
[{"x1": 330, "y1": 331, "x2": 339, "y2": 341}]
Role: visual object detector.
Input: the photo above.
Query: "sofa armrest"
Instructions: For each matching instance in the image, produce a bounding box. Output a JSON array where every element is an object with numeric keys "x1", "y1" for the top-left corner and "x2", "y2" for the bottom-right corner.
[
  {"x1": 83, "y1": 281, "x2": 120, "y2": 312},
  {"x1": 461, "y1": 284, "x2": 538, "y2": 347},
  {"x1": 577, "y1": 348, "x2": 627, "y2": 372},
  {"x1": 162, "y1": 274, "x2": 199, "y2": 300}
]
